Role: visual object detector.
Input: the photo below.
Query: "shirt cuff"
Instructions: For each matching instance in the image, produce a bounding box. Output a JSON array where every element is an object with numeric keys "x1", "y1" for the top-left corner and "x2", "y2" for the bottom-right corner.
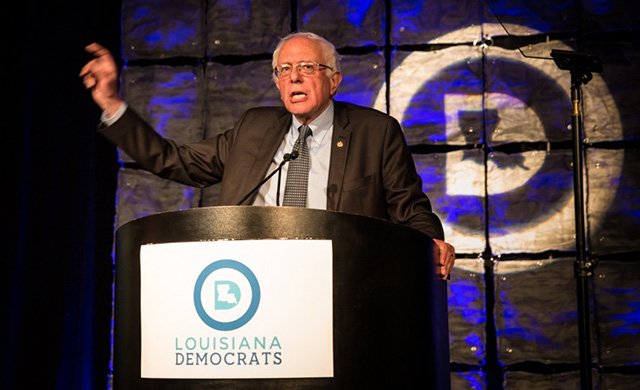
[{"x1": 101, "y1": 103, "x2": 128, "y2": 126}]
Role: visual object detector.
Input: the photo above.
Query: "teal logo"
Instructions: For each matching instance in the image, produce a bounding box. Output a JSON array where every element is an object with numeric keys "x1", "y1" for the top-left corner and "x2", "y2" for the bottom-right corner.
[
  {"x1": 214, "y1": 281, "x2": 241, "y2": 310},
  {"x1": 194, "y1": 260, "x2": 260, "y2": 331}
]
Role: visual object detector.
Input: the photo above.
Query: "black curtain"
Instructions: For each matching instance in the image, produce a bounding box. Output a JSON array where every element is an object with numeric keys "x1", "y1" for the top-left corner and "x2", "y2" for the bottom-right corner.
[{"x1": 5, "y1": 1, "x2": 121, "y2": 388}]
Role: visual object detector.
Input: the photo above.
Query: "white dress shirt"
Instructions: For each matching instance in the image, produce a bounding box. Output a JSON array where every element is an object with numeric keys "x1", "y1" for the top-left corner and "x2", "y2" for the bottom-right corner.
[{"x1": 254, "y1": 102, "x2": 334, "y2": 210}]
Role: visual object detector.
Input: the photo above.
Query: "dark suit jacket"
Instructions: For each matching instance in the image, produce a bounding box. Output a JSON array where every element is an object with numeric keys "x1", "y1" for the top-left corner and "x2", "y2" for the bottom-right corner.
[{"x1": 99, "y1": 100, "x2": 445, "y2": 240}]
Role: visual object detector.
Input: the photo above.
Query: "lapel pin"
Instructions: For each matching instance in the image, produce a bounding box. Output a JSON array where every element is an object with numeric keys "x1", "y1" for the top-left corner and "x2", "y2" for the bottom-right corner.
[{"x1": 337, "y1": 141, "x2": 344, "y2": 148}]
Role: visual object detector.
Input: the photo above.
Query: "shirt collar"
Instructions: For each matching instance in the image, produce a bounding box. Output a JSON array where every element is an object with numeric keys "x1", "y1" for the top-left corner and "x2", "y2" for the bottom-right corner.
[{"x1": 291, "y1": 100, "x2": 334, "y2": 146}]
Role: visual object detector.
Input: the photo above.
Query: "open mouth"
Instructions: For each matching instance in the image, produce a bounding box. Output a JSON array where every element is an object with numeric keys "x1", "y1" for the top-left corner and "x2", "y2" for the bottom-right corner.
[{"x1": 291, "y1": 91, "x2": 307, "y2": 101}]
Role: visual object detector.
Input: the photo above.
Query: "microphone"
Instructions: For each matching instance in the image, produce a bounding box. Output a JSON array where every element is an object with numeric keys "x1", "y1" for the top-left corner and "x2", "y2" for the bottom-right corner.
[
  {"x1": 276, "y1": 151, "x2": 298, "y2": 206},
  {"x1": 288, "y1": 150, "x2": 299, "y2": 160},
  {"x1": 236, "y1": 151, "x2": 298, "y2": 206}
]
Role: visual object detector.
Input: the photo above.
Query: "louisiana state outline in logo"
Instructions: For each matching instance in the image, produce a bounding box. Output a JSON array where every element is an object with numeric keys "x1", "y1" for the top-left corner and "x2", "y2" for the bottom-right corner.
[{"x1": 193, "y1": 259, "x2": 261, "y2": 331}]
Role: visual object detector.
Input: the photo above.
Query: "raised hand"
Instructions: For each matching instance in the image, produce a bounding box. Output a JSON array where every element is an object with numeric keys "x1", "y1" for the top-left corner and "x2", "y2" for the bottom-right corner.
[{"x1": 80, "y1": 43, "x2": 123, "y2": 116}]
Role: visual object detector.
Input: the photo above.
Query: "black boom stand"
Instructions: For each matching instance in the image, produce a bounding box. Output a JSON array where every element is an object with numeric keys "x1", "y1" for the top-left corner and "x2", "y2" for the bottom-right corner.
[{"x1": 551, "y1": 49, "x2": 603, "y2": 390}]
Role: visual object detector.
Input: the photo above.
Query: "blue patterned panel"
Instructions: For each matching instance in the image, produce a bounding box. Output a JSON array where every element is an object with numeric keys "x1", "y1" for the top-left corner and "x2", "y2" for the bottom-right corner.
[
  {"x1": 115, "y1": 168, "x2": 201, "y2": 229},
  {"x1": 503, "y1": 370, "x2": 582, "y2": 390},
  {"x1": 448, "y1": 259, "x2": 487, "y2": 365},
  {"x1": 388, "y1": 46, "x2": 484, "y2": 146},
  {"x1": 488, "y1": 150, "x2": 575, "y2": 254},
  {"x1": 494, "y1": 258, "x2": 580, "y2": 365},
  {"x1": 451, "y1": 370, "x2": 486, "y2": 389},
  {"x1": 121, "y1": 65, "x2": 206, "y2": 162},
  {"x1": 206, "y1": 0, "x2": 290, "y2": 56},
  {"x1": 298, "y1": 0, "x2": 385, "y2": 48},
  {"x1": 482, "y1": 45, "x2": 573, "y2": 145},
  {"x1": 122, "y1": 0, "x2": 205, "y2": 60},
  {"x1": 391, "y1": 0, "x2": 484, "y2": 45},
  {"x1": 483, "y1": 0, "x2": 578, "y2": 35},
  {"x1": 334, "y1": 52, "x2": 386, "y2": 110},
  {"x1": 582, "y1": 40, "x2": 640, "y2": 142},
  {"x1": 593, "y1": 259, "x2": 640, "y2": 366},
  {"x1": 415, "y1": 150, "x2": 486, "y2": 254},
  {"x1": 204, "y1": 60, "x2": 281, "y2": 138},
  {"x1": 587, "y1": 149, "x2": 640, "y2": 255}
]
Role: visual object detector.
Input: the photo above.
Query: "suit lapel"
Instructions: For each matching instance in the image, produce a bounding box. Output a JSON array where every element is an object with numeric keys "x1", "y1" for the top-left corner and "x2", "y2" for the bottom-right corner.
[
  {"x1": 327, "y1": 102, "x2": 351, "y2": 211},
  {"x1": 242, "y1": 111, "x2": 292, "y2": 202}
]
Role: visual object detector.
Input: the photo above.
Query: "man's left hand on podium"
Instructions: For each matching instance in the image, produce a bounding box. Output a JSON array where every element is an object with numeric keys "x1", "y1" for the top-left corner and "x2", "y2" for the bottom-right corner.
[{"x1": 433, "y1": 239, "x2": 455, "y2": 280}]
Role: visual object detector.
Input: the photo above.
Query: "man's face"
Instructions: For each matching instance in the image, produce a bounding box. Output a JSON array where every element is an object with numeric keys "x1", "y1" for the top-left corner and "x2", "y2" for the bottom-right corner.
[{"x1": 275, "y1": 36, "x2": 342, "y2": 124}]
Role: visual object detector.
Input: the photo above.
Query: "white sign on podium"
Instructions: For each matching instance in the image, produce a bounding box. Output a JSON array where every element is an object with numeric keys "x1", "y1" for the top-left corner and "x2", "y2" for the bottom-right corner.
[{"x1": 139, "y1": 240, "x2": 334, "y2": 379}]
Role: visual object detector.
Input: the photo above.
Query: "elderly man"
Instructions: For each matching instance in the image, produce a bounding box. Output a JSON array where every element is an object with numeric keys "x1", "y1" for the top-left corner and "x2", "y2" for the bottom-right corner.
[{"x1": 81, "y1": 31, "x2": 455, "y2": 278}]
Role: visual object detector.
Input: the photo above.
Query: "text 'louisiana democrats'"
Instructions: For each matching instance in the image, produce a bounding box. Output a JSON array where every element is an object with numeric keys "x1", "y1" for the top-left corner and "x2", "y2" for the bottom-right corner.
[{"x1": 174, "y1": 336, "x2": 282, "y2": 366}]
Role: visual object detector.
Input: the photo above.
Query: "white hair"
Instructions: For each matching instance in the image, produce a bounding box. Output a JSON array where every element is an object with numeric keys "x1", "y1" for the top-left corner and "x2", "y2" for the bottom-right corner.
[{"x1": 271, "y1": 32, "x2": 341, "y2": 77}]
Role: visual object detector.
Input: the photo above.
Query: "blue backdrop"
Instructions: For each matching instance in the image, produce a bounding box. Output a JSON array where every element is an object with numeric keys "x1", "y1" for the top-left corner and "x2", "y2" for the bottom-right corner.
[{"x1": 6, "y1": 0, "x2": 639, "y2": 389}]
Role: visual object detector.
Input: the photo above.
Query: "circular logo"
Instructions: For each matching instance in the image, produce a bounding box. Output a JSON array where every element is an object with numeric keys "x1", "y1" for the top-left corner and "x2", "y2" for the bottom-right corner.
[
  {"x1": 193, "y1": 259, "x2": 261, "y2": 331},
  {"x1": 373, "y1": 25, "x2": 621, "y2": 250}
]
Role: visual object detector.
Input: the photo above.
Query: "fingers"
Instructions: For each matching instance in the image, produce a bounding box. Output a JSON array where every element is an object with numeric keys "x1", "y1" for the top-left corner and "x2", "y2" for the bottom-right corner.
[
  {"x1": 80, "y1": 43, "x2": 100, "y2": 77},
  {"x1": 79, "y1": 61, "x2": 92, "y2": 78},
  {"x1": 84, "y1": 42, "x2": 111, "y2": 58},
  {"x1": 433, "y1": 239, "x2": 456, "y2": 280},
  {"x1": 82, "y1": 74, "x2": 96, "y2": 89},
  {"x1": 79, "y1": 43, "x2": 115, "y2": 78},
  {"x1": 79, "y1": 43, "x2": 122, "y2": 112}
]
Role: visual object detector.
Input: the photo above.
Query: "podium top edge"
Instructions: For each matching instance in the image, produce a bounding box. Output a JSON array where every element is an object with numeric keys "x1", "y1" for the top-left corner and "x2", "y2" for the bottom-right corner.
[{"x1": 115, "y1": 205, "x2": 433, "y2": 241}]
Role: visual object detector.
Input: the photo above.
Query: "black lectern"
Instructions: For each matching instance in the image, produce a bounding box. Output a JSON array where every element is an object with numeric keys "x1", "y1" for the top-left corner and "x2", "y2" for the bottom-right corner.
[{"x1": 113, "y1": 206, "x2": 450, "y2": 389}]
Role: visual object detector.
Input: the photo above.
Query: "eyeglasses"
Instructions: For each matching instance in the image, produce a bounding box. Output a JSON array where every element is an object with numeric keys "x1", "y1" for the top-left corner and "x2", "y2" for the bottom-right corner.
[{"x1": 274, "y1": 61, "x2": 334, "y2": 79}]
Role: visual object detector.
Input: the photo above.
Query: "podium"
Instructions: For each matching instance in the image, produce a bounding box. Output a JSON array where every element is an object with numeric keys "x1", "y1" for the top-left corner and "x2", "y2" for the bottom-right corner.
[{"x1": 113, "y1": 206, "x2": 450, "y2": 389}]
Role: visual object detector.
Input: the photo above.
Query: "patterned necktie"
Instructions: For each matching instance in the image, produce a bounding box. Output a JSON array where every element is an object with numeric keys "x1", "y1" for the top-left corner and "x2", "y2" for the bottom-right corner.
[{"x1": 283, "y1": 125, "x2": 312, "y2": 207}]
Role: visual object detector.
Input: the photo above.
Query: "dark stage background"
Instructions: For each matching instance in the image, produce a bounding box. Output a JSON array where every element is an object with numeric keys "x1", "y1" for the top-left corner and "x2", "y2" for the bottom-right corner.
[
  {"x1": 6, "y1": 1, "x2": 639, "y2": 389},
  {"x1": 6, "y1": 1, "x2": 122, "y2": 389}
]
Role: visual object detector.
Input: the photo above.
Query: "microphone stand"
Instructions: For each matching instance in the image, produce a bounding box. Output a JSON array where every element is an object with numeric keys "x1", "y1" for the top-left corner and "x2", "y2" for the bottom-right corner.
[
  {"x1": 481, "y1": 4, "x2": 602, "y2": 387},
  {"x1": 275, "y1": 150, "x2": 299, "y2": 206},
  {"x1": 551, "y1": 49, "x2": 602, "y2": 390},
  {"x1": 236, "y1": 151, "x2": 298, "y2": 206},
  {"x1": 276, "y1": 159, "x2": 285, "y2": 206}
]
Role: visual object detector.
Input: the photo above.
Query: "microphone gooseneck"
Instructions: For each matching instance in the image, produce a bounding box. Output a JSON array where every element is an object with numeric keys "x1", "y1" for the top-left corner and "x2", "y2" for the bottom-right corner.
[{"x1": 236, "y1": 149, "x2": 299, "y2": 206}]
